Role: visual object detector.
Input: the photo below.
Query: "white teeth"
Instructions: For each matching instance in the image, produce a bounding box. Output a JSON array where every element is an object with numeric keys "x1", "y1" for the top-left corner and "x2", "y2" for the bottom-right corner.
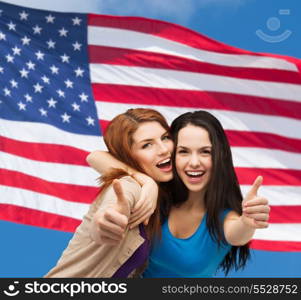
[
  {"x1": 158, "y1": 158, "x2": 170, "y2": 165},
  {"x1": 186, "y1": 171, "x2": 203, "y2": 176}
]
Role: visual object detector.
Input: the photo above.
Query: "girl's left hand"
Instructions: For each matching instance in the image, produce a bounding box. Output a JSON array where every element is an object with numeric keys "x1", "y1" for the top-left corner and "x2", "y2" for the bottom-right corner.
[{"x1": 241, "y1": 176, "x2": 270, "y2": 229}]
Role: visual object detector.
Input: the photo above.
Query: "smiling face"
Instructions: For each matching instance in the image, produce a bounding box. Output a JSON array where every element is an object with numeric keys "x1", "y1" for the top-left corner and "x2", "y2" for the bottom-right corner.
[
  {"x1": 131, "y1": 121, "x2": 174, "y2": 182},
  {"x1": 175, "y1": 124, "x2": 212, "y2": 196}
]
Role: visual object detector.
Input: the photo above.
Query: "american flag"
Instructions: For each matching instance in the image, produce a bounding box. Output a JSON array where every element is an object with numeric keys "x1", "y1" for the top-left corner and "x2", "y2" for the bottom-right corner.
[{"x1": 0, "y1": 1, "x2": 300, "y2": 252}]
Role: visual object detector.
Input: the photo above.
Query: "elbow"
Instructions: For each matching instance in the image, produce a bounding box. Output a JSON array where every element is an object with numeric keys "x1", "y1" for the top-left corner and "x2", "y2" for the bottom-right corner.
[
  {"x1": 86, "y1": 151, "x2": 100, "y2": 167},
  {"x1": 228, "y1": 240, "x2": 249, "y2": 247},
  {"x1": 86, "y1": 152, "x2": 93, "y2": 166},
  {"x1": 225, "y1": 234, "x2": 252, "y2": 247}
]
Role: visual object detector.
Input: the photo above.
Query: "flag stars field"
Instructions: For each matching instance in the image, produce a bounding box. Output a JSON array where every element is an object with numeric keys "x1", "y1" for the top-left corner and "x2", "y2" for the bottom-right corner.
[{"x1": 0, "y1": 1, "x2": 99, "y2": 137}]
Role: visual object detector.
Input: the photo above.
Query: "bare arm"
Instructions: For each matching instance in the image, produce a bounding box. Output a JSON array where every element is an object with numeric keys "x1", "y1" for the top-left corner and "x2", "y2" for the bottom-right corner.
[
  {"x1": 86, "y1": 150, "x2": 158, "y2": 227},
  {"x1": 223, "y1": 176, "x2": 270, "y2": 246},
  {"x1": 86, "y1": 150, "x2": 133, "y2": 175}
]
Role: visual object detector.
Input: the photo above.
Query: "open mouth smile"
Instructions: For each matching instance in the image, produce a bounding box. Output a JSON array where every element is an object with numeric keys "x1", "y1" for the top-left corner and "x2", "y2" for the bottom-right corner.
[{"x1": 156, "y1": 158, "x2": 172, "y2": 171}]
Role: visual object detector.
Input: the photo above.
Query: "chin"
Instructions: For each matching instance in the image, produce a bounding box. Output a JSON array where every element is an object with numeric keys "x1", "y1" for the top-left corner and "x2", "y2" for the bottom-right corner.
[
  {"x1": 155, "y1": 173, "x2": 173, "y2": 182},
  {"x1": 184, "y1": 182, "x2": 207, "y2": 193}
]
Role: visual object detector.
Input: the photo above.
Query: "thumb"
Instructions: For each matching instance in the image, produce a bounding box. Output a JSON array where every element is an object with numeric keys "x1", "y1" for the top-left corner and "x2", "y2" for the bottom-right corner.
[
  {"x1": 246, "y1": 176, "x2": 263, "y2": 200},
  {"x1": 112, "y1": 179, "x2": 129, "y2": 214}
]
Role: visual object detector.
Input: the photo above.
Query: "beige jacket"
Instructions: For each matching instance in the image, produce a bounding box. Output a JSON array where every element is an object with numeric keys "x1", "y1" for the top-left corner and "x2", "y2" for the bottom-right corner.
[{"x1": 44, "y1": 176, "x2": 147, "y2": 278}]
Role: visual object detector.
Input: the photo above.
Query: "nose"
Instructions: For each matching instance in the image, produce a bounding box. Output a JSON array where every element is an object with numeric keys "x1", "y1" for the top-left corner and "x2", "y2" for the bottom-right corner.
[
  {"x1": 189, "y1": 153, "x2": 200, "y2": 168},
  {"x1": 157, "y1": 141, "x2": 169, "y2": 156}
]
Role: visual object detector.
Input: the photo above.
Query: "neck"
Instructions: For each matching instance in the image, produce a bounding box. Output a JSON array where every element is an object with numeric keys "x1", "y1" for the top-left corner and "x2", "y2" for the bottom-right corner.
[{"x1": 181, "y1": 190, "x2": 205, "y2": 211}]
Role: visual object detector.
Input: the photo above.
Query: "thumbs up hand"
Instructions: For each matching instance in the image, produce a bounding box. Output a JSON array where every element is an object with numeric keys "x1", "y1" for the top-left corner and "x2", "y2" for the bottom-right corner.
[
  {"x1": 92, "y1": 179, "x2": 130, "y2": 245},
  {"x1": 241, "y1": 176, "x2": 270, "y2": 229}
]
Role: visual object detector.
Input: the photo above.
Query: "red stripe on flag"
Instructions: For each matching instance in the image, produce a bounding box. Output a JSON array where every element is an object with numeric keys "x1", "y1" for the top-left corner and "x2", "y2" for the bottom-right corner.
[
  {"x1": 236, "y1": 167, "x2": 301, "y2": 186},
  {"x1": 226, "y1": 130, "x2": 301, "y2": 154},
  {"x1": 99, "y1": 120, "x2": 109, "y2": 134},
  {"x1": 0, "y1": 204, "x2": 81, "y2": 232},
  {"x1": 269, "y1": 206, "x2": 301, "y2": 223},
  {"x1": 92, "y1": 83, "x2": 301, "y2": 120},
  {"x1": 0, "y1": 169, "x2": 99, "y2": 204},
  {"x1": 250, "y1": 239, "x2": 301, "y2": 252},
  {"x1": 89, "y1": 45, "x2": 301, "y2": 84},
  {"x1": 1, "y1": 136, "x2": 89, "y2": 165}
]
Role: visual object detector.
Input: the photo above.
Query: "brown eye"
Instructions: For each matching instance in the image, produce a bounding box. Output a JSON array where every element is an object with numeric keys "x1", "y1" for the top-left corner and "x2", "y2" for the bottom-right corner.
[
  {"x1": 202, "y1": 149, "x2": 211, "y2": 155},
  {"x1": 142, "y1": 143, "x2": 152, "y2": 149}
]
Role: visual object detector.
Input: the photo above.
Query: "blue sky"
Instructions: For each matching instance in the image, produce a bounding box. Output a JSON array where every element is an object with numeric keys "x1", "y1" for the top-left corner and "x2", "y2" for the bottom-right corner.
[
  {"x1": 2, "y1": 0, "x2": 300, "y2": 58},
  {"x1": 1, "y1": 0, "x2": 301, "y2": 278}
]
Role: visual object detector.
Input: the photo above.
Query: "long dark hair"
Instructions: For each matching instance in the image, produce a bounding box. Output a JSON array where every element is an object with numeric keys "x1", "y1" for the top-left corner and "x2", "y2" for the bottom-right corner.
[{"x1": 167, "y1": 110, "x2": 250, "y2": 275}]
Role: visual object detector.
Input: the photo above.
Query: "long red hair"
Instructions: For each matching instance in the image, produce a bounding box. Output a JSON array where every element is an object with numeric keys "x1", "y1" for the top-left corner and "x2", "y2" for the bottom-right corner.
[{"x1": 101, "y1": 108, "x2": 170, "y2": 240}]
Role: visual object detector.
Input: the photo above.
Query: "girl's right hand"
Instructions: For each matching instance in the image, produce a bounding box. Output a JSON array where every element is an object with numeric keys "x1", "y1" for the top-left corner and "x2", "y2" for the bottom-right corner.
[
  {"x1": 92, "y1": 180, "x2": 130, "y2": 245},
  {"x1": 241, "y1": 176, "x2": 270, "y2": 229}
]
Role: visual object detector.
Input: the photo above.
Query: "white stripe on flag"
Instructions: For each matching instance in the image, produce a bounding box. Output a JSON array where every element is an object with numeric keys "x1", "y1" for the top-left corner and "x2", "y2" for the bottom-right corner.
[
  {"x1": 90, "y1": 64, "x2": 301, "y2": 102},
  {"x1": 0, "y1": 185, "x2": 89, "y2": 220},
  {"x1": 1, "y1": 119, "x2": 106, "y2": 152},
  {"x1": 240, "y1": 186, "x2": 301, "y2": 206},
  {"x1": 1, "y1": 152, "x2": 100, "y2": 187},
  {"x1": 96, "y1": 101, "x2": 301, "y2": 140},
  {"x1": 231, "y1": 147, "x2": 301, "y2": 170},
  {"x1": 253, "y1": 224, "x2": 301, "y2": 242}
]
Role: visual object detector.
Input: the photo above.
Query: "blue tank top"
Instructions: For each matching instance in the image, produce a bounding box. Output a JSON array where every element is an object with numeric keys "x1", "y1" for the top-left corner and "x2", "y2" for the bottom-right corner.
[{"x1": 143, "y1": 210, "x2": 231, "y2": 278}]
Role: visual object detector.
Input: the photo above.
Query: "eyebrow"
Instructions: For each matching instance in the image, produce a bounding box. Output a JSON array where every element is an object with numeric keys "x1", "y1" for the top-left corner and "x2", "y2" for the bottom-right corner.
[
  {"x1": 177, "y1": 145, "x2": 212, "y2": 149},
  {"x1": 137, "y1": 131, "x2": 169, "y2": 144}
]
